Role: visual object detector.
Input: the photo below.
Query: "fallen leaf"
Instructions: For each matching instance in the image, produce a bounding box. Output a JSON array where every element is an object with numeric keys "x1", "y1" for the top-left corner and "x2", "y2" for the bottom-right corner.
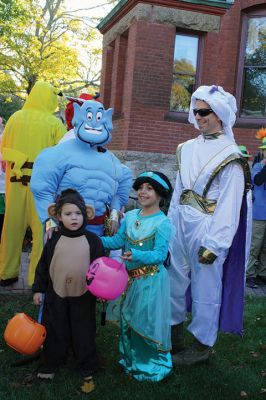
[
  {"x1": 21, "y1": 374, "x2": 36, "y2": 386},
  {"x1": 240, "y1": 391, "x2": 248, "y2": 397},
  {"x1": 260, "y1": 388, "x2": 266, "y2": 395},
  {"x1": 80, "y1": 379, "x2": 95, "y2": 394},
  {"x1": 232, "y1": 365, "x2": 244, "y2": 371},
  {"x1": 250, "y1": 351, "x2": 260, "y2": 358},
  {"x1": 10, "y1": 382, "x2": 21, "y2": 388}
]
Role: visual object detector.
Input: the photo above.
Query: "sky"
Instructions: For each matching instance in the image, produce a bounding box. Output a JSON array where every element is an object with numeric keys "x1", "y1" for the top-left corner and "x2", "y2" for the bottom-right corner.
[
  {"x1": 63, "y1": 1, "x2": 116, "y2": 72},
  {"x1": 64, "y1": 0, "x2": 115, "y2": 26}
]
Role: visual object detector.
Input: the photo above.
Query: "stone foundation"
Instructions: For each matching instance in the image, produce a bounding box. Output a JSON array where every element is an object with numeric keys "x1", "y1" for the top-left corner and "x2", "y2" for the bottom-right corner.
[{"x1": 113, "y1": 150, "x2": 177, "y2": 209}]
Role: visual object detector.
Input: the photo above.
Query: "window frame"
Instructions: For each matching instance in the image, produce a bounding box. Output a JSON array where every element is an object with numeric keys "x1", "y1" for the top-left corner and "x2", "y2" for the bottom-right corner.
[
  {"x1": 235, "y1": 9, "x2": 266, "y2": 128},
  {"x1": 165, "y1": 29, "x2": 203, "y2": 123}
]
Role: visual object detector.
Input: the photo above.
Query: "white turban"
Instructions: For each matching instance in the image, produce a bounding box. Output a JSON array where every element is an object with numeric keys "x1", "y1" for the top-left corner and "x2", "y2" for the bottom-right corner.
[{"x1": 188, "y1": 85, "x2": 237, "y2": 141}]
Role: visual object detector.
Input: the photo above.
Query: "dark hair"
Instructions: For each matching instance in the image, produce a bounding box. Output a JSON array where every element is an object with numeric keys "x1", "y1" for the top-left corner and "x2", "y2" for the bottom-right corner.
[
  {"x1": 55, "y1": 189, "x2": 88, "y2": 225},
  {"x1": 133, "y1": 171, "x2": 172, "y2": 200}
]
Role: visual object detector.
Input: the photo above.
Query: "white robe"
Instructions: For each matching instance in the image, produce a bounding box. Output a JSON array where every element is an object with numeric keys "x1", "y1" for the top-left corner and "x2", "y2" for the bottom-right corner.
[{"x1": 168, "y1": 134, "x2": 249, "y2": 346}]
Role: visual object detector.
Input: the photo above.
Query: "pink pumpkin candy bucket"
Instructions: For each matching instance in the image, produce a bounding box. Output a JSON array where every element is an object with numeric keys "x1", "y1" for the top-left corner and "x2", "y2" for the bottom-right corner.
[{"x1": 86, "y1": 256, "x2": 128, "y2": 300}]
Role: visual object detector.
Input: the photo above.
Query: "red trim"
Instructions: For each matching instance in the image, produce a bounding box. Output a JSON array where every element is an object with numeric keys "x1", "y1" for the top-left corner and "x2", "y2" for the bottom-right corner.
[{"x1": 89, "y1": 212, "x2": 107, "y2": 225}]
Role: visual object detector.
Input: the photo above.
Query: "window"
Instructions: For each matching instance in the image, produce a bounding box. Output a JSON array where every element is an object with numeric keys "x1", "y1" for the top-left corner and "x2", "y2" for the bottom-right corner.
[
  {"x1": 170, "y1": 34, "x2": 199, "y2": 112},
  {"x1": 239, "y1": 14, "x2": 266, "y2": 120}
]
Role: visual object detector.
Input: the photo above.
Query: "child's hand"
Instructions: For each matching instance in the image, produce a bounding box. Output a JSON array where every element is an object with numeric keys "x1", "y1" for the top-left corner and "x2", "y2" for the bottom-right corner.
[
  {"x1": 33, "y1": 292, "x2": 43, "y2": 305},
  {"x1": 122, "y1": 251, "x2": 132, "y2": 262}
]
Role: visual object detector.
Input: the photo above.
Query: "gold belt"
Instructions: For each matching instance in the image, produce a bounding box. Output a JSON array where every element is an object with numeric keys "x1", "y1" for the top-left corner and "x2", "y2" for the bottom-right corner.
[
  {"x1": 180, "y1": 189, "x2": 217, "y2": 215},
  {"x1": 128, "y1": 265, "x2": 159, "y2": 279}
]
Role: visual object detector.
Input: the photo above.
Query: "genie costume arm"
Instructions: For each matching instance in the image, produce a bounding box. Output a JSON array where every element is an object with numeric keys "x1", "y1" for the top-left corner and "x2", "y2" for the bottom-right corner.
[
  {"x1": 30, "y1": 146, "x2": 66, "y2": 224},
  {"x1": 111, "y1": 162, "x2": 132, "y2": 210}
]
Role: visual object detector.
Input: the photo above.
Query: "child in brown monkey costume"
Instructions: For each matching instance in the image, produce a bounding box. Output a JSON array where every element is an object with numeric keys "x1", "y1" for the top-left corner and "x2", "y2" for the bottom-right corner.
[{"x1": 32, "y1": 189, "x2": 104, "y2": 390}]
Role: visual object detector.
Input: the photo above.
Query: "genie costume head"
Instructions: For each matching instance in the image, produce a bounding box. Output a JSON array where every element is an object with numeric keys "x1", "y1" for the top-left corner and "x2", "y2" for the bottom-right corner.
[{"x1": 72, "y1": 100, "x2": 113, "y2": 147}]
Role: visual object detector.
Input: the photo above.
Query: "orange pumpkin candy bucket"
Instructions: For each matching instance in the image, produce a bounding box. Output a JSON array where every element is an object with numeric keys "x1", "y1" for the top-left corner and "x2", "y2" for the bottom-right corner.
[{"x1": 4, "y1": 312, "x2": 46, "y2": 355}]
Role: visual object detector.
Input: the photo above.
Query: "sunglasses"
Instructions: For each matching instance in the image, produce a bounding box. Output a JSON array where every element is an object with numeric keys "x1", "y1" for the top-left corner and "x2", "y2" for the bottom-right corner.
[{"x1": 193, "y1": 108, "x2": 213, "y2": 117}]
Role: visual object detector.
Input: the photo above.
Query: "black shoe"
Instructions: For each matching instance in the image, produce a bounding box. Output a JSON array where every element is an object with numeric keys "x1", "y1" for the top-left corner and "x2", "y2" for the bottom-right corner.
[
  {"x1": 246, "y1": 277, "x2": 259, "y2": 289},
  {"x1": 0, "y1": 277, "x2": 19, "y2": 287},
  {"x1": 171, "y1": 323, "x2": 185, "y2": 354},
  {"x1": 172, "y1": 341, "x2": 211, "y2": 366}
]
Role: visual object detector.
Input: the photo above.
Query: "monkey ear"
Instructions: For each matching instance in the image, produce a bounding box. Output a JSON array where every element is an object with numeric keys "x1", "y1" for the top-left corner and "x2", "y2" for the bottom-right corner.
[
  {"x1": 48, "y1": 204, "x2": 57, "y2": 218},
  {"x1": 86, "y1": 205, "x2": 95, "y2": 220}
]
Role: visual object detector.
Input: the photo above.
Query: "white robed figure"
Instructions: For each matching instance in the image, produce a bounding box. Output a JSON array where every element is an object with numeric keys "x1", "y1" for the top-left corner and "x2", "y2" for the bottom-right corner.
[{"x1": 168, "y1": 85, "x2": 251, "y2": 366}]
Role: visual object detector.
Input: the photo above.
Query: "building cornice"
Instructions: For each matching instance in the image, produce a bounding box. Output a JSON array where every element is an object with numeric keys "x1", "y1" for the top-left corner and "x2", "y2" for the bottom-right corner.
[
  {"x1": 100, "y1": 3, "x2": 221, "y2": 47},
  {"x1": 97, "y1": 0, "x2": 233, "y2": 33}
]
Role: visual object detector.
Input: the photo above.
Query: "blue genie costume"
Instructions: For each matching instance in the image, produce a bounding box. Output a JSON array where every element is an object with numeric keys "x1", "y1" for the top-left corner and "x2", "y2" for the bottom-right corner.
[{"x1": 30, "y1": 99, "x2": 132, "y2": 235}]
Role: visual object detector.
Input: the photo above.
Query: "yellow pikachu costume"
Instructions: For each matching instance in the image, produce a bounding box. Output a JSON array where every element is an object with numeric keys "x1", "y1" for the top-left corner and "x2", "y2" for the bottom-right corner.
[{"x1": 0, "y1": 82, "x2": 66, "y2": 285}]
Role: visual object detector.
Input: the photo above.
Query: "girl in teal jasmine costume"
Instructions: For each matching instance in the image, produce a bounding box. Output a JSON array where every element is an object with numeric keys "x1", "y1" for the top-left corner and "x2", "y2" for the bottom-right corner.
[{"x1": 101, "y1": 171, "x2": 173, "y2": 382}]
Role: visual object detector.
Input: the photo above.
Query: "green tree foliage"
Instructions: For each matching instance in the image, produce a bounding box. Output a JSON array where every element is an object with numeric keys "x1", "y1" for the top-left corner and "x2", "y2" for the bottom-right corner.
[
  {"x1": 0, "y1": 95, "x2": 23, "y2": 124},
  {"x1": 241, "y1": 17, "x2": 266, "y2": 117},
  {"x1": 170, "y1": 58, "x2": 196, "y2": 112},
  {"x1": 0, "y1": 0, "x2": 117, "y2": 98},
  {"x1": 0, "y1": 0, "x2": 118, "y2": 120},
  {"x1": 242, "y1": 37, "x2": 266, "y2": 117}
]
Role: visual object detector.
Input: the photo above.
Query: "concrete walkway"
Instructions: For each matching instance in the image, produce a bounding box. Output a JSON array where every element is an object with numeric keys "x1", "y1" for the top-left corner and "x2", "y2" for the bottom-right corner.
[
  {"x1": 245, "y1": 281, "x2": 266, "y2": 297},
  {"x1": 0, "y1": 251, "x2": 31, "y2": 294},
  {"x1": 0, "y1": 251, "x2": 265, "y2": 296}
]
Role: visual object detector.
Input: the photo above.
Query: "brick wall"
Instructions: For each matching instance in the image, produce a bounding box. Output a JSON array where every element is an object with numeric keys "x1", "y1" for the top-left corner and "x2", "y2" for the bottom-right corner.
[{"x1": 101, "y1": 0, "x2": 266, "y2": 159}]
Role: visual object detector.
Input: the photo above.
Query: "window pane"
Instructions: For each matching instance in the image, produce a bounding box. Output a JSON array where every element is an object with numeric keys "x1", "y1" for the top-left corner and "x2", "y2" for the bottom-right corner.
[
  {"x1": 245, "y1": 17, "x2": 266, "y2": 66},
  {"x1": 170, "y1": 34, "x2": 199, "y2": 112},
  {"x1": 241, "y1": 67, "x2": 266, "y2": 117},
  {"x1": 170, "y1": 74, "x2": 195, "y2": 112},
  {"x1": 173, "y1": 34, "x2": 199, "y2": 70}
]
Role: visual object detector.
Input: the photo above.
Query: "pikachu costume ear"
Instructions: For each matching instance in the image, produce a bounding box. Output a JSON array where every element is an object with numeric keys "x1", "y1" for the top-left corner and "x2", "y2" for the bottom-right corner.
[
  {"x1": 86, "y1": 205, "x2": 95, "y2": 220},
  {"x1": 48, "y1": 203, "x2": 57, "y2": 218}
]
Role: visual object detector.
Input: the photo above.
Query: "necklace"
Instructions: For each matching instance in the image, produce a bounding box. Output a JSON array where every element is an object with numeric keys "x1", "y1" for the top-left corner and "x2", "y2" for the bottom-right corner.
[
  {"x1": 203, "y1": 130, "x2": 224, "y2": 140},
  {"x1": 135, "y1": 219, "x2": 141, "y2": 229},
  {"x1": 135, "y1": 210, "x2": 143, "y2": 228}
]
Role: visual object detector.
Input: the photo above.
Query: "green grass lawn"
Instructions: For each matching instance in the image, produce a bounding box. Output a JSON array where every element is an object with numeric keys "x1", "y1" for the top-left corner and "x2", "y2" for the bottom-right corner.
[{"x1": 0, "y1": 293, "x2": 265, "y2": 400}]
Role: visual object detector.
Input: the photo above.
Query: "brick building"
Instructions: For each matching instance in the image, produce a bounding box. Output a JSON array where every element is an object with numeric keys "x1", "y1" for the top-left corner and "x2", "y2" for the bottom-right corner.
[{"x1": 98, "y1": 0, "x2": 266, "y2": 174}]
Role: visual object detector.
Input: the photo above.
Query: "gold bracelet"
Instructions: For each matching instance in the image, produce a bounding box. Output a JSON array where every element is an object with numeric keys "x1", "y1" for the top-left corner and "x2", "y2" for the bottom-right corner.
[
  {"x1": 198, "y1": 246, "x2": 217, "y2": 264},
  {"x1": 110, "y1": 209, "x2": 119, "y2": 222},
  {"x1": 45, "y1": 218, "x2": 57, "y2": 232}
]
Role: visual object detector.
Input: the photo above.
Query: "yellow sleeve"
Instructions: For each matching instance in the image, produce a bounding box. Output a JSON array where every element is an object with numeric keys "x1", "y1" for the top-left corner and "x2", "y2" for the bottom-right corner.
[
  {"x1": 1, "y1": 120, "x2": 10, "y2": 152},
  {"x1": 54, "y1": 119, "x2": 67, "y2": 144}
]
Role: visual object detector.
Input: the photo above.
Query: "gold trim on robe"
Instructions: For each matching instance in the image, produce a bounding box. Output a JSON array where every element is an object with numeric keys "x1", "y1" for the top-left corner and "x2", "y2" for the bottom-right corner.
[
  {"x1": 202, "y1": 153, "x2": 251, "y2": 197},
  {"x1": 179, "y1": 153, "x2": 251, "y2": 215},
  {"x1": 180, "y1": 189, "x2": 217, "y2": 214}
]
